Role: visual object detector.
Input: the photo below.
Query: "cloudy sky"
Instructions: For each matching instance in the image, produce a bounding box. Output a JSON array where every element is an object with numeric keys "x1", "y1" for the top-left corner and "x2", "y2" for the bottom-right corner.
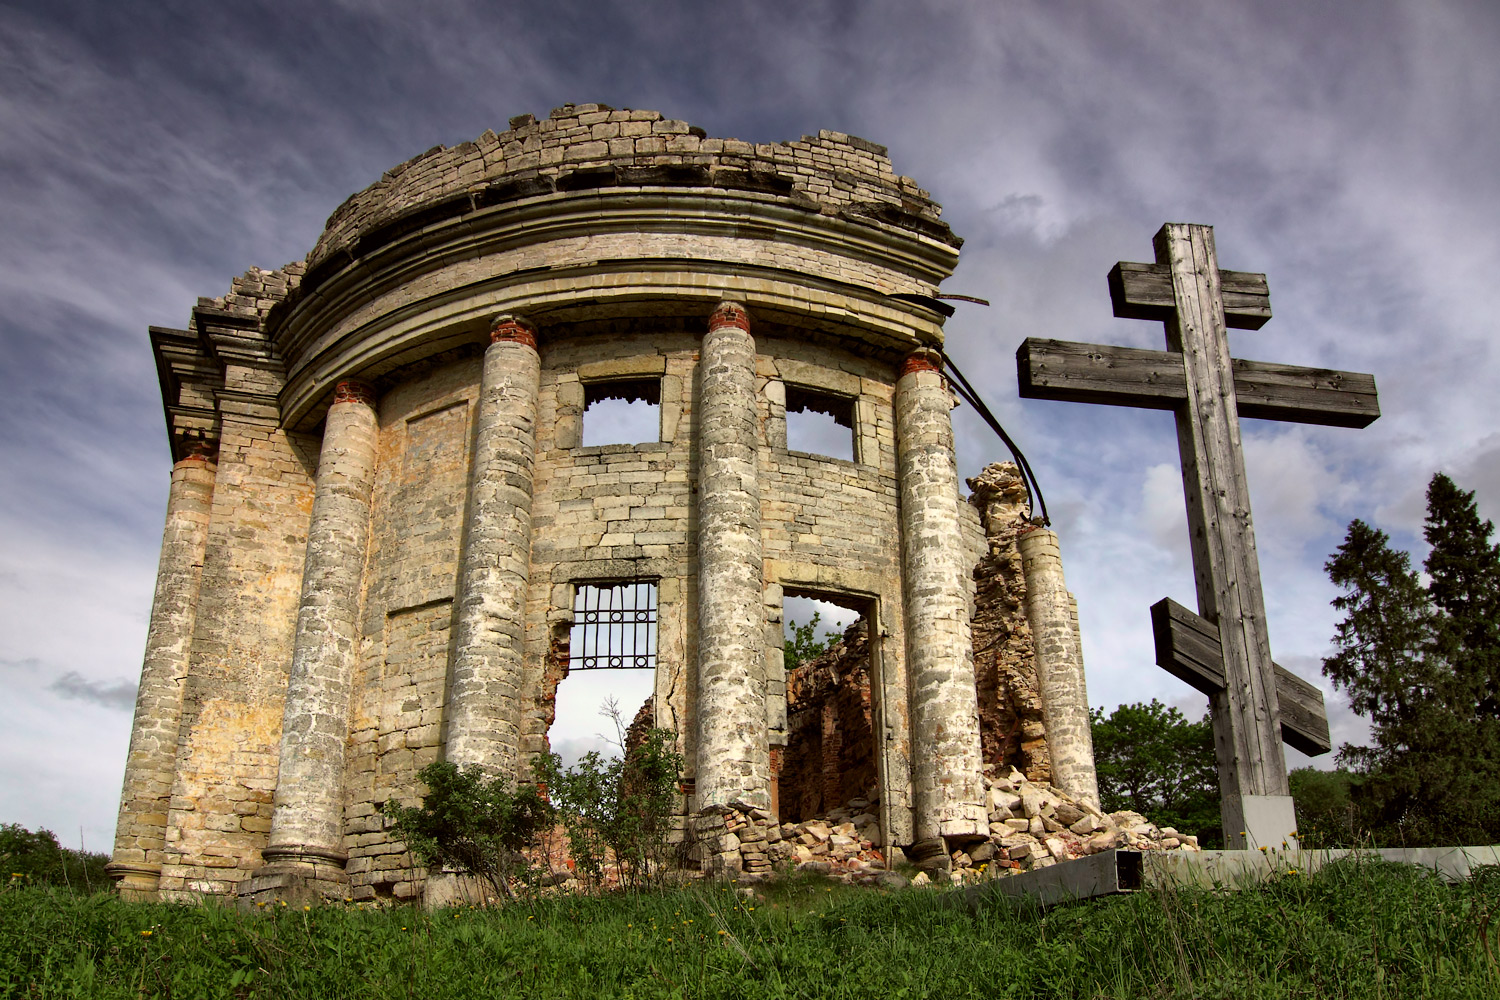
[{"x1": 2, "y1": 0, "x2": 1496, "y2": 853}]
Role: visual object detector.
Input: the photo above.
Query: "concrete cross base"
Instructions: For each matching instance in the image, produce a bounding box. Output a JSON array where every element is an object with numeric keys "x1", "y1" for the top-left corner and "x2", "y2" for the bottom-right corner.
[
  {"x1": 959, "y1": 845, "x2": 1500, "y2": 912},
  {"x1": 1223, "y1": 794, "x2": 1298, "y2": 852}
]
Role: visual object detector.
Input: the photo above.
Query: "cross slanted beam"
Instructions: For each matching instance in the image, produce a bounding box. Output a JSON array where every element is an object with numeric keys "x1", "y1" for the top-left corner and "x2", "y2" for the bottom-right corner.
[
  {"x1": 1150, "y1": 598, "x2": 1331, "y2": 757},
  {"x1": 1014, "y1": 223, "x2": 1379, "y2": 850}
]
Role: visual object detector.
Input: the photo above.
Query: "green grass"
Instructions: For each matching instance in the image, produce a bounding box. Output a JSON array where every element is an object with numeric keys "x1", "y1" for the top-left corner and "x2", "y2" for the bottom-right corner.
[{"x1": 3, "y1": 860, "x2": 1498, "y2": 998}]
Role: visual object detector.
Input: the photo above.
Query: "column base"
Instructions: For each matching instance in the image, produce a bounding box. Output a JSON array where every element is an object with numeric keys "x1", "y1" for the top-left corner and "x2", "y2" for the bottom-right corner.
[
  {"x1": 238, "y1": 846, "x2": 349, "y2": 908},
  {"x1": 105, "y1": 861, "x2": 162, "y2": 902}
]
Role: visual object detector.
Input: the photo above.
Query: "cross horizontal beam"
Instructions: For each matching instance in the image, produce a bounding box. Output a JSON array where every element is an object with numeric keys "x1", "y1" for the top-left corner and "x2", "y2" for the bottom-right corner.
[
  {"x1": 1149, "y1": 598, "x2": 1332, "y2": 756},
  {"x1": 1109, "y1": 262, "x2": 1272, "y2": 330},
  {"x1": 1017, "y1": 338, "x2": 1380, "y2": 428}
]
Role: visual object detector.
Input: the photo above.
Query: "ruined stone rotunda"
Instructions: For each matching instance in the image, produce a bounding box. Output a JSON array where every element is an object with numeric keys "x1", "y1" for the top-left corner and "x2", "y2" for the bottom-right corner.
[{"x1": 109, "y1": 104, "x2": 1094, "y2": 902}]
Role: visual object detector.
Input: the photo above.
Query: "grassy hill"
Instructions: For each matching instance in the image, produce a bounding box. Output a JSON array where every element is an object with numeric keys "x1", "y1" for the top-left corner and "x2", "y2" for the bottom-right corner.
[{"x1": 3, "y1": 858, "x2": 1496, "y2": 998}]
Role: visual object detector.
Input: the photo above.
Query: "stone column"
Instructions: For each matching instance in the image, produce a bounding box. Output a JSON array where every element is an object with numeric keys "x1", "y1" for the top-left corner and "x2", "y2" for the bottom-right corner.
[
  {"x1": 1018, "y1": 528, "x2": 1100, "y2": 809},
  {"x1": 695, "y1": 301, "x2": 769, "y2": 810},
  {"x1": 895, "y1": 349, "x2": 987, "y2": 845},
  {"x1": 107, "y1": 446, "x2": 217, "y2": 898},
  {"x1": 443, "y1": 316, "x2": 541, "y2": 776},
  {"x1": 261, "y1": 380, "x2": 378, "y2": 887}
]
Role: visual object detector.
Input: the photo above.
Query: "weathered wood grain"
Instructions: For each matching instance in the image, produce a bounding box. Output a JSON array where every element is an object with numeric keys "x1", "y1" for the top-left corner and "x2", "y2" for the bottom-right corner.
[
  {"x1": 1109, "y1": 261, "x2": 1272, "y2": 330},
  {"x1": 1231, "y1": 360, "x2": 1379, "y2": 428},
  {"x1": 1150, "y1": 598, "x2": 1331, "y2": 756},
  {"x1": 1017, "y1": 338, "x2": 1380, "y2": 428},
  {"x1": 1016, "y1": 339, "x2": 1185, "y2": 410},
  {"x1": 1156, "y1": 223, "x2": 1290, "y2": 809}
]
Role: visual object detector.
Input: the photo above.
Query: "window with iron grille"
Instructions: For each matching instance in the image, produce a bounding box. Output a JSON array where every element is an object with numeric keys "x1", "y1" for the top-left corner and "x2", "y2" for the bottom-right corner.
[{"x1": 569, "y1": 581, "x2": 658, "y2": 670}]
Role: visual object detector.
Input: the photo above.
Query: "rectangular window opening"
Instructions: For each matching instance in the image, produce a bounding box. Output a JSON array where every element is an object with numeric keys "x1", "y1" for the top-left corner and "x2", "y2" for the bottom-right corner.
[
  {"x1": 569, "y1": 581, "x2": 659, "y2": 671},
  {"x1": 582, "y1": 378, "x2": 661, "y2": 446},
  {"x1": 785, "y1": 385, "x2": 855, "y2": 462}
]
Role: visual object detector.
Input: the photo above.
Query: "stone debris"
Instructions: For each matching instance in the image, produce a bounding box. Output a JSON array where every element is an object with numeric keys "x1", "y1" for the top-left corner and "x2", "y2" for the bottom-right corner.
[{"x1": 689, "y1": 770, "x2": 1198, "y2": 888}]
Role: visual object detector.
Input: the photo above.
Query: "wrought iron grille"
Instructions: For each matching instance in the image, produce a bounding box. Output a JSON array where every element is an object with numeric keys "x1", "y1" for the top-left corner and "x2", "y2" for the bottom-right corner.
[{"x1": 569, "y1": 581, "x2": 658, "y2": 670}]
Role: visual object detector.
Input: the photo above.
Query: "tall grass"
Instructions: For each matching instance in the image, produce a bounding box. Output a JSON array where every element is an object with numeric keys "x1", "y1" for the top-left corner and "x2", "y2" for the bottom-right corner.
[{"x1": 3, "y1": 858, "x2": 1496, "y2": 998}]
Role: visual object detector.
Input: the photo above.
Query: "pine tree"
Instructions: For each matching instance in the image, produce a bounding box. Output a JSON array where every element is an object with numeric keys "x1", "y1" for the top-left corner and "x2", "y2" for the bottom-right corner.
[
  {"x1": 1423, "y1": 474, "x2": 1500, "y2": 721},
  {"x1": 1322, "y1": 473, "x2": 1500, "y2": 845}
]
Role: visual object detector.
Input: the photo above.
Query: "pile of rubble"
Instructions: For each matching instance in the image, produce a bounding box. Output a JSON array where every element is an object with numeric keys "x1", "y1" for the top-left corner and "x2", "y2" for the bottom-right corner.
[
  {"x1": 935, "y1": 768, "x2": 1200, "y2": 883},
  {"x1": 689, "y1": 793, "x2": 898, "y2": 885},
  {"x1": 690, "y1": 770, "x2": 1199, "y2": 887}
]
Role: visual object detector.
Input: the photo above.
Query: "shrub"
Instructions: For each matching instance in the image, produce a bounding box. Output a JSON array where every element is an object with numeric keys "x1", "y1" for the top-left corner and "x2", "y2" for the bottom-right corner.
[
  {"x1": 380, "y1": 762, "x2": 551, "y2": 902},
  {"x1": 534, "y1": 713, "x2": 684, "y2": 890}
]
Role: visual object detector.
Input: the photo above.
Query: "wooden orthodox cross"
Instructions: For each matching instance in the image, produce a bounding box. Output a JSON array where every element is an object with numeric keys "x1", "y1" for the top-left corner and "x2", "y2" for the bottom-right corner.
[{"x1": 1016, "y1": 223, "x2": 1379, "y2": 850}]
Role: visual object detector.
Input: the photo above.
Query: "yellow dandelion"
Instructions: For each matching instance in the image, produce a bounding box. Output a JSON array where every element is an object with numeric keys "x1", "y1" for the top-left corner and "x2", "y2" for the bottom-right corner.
[
  {"x1": 1259, "y1": 845, "x2": 1269, "y2": 853},
  {"x1": 667, "y1": 937, "x2": 673, "y2": 942},
  {"x1": 303, "y1": 905, "x2": 311, "y2": 911}
]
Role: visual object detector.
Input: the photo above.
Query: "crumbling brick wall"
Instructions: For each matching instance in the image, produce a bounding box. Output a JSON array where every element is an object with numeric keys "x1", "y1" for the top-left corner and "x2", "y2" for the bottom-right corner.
[
  {"x1": 967, "y1": 462, "x2": 1050, "y2": 782},
  {"x1": 780, "y1": 620, "x2": 878, "y2": 822},
  {"x1": 780, "y1": 462, "x2": 1051, "y2": 819}
]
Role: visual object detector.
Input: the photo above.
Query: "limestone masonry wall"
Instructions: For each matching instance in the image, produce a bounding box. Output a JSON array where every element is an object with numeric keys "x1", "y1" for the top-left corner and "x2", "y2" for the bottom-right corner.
[{"x1": 113, "y1": 106, "x2": 1099, "y2": 903}]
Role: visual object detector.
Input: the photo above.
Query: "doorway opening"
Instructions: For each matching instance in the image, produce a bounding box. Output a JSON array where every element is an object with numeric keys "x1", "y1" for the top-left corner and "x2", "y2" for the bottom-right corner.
[{"x1": 778, "y1": 592, "x2": 880, "y2": 827}]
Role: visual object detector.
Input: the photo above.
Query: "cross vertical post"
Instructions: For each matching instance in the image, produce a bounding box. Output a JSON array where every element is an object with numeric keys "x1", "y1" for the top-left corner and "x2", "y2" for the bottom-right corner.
[
  {"x1": 1016, "y1": 221, "x2": 1379, "y2": 852},
  {"x1": 1157, "y1": 224, "x2": 1291, "y2": 848}
]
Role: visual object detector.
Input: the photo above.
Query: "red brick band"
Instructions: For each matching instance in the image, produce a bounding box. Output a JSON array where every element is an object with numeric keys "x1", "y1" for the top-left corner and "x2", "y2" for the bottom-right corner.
[
  {"x1": 180, "y1": 439, "x2": 219, "y2": 463},
  {"x1": 707, "y1": 300, "x2": 751, "y2": 333},
  {"x1": 900, "y1": 350, "x2": 943, "y2": 378},
  {"x1": 490, "y1": 315, "x2": 538, "y2": 349},
  {"x1": 333, "y1": 380, "x2": 376, "y2": 406}
]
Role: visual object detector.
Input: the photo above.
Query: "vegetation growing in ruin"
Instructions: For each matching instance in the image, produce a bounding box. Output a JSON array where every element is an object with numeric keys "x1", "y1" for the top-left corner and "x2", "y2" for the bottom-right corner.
[
  {"x1": 783, "y1": 612, "x2": 833, "y2": 670},
  {"x1": 1322, "y1": 472, "x2": 1500, "y2": 846},
  {"x1": 380, "y1": 763, "x2": 551, "y2": 901},
  {"x1": 384, "y1": 711, "x2": 685, "y2": 896},
  {"x1": 4, "y1": 857, "x2": 1497, "y2": 998},
  {"x1": 534, "y1": 723, "x2": 685, "y2": 890}
]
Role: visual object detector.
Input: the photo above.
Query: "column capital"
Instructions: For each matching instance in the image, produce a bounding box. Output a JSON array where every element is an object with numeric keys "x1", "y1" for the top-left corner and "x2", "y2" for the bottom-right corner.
[
  {"x1": 332, "y1": 379, "x2": 377, "y2": 407},
  {"x1": 707, "y1": 300, "x2": 751, "y2": 334},
  {"x1": 490, "y1": 314, "x2": 538, "y2": 349},
  {"x1": 899, "y1": 348, "x2": 943, "y2": 378}
]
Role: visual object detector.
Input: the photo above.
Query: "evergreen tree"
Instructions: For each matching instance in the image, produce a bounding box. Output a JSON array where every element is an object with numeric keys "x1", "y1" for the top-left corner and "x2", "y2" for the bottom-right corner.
[{"x1": 1322, "y1": 473, "x2": 1500, "y2": 845}]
